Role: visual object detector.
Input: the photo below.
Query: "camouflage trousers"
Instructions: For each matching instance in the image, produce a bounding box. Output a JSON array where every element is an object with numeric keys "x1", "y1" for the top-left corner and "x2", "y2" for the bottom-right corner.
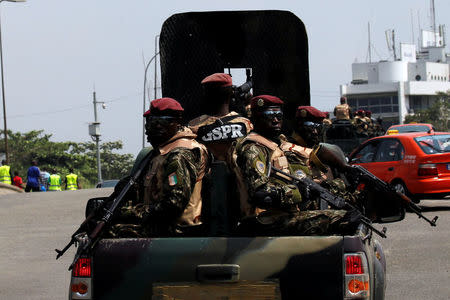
[
  {"x1": 236, "y1": 209, "x2": 361, "y2": 236},
  {"x1": 104, "y1": 203, "x2": 158, "y2": 238}
]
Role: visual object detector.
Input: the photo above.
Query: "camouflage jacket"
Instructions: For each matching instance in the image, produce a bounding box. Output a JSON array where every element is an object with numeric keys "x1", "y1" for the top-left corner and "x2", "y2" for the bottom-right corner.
[
  {"x1": 286, "y1": 133, "x2": 333, "y2": 182},
  {"x1": 110, "y1": 128, "x2": 208, "y2": 237},
  {"x1": 234, "y1": 132, "x2": 302, "y2": 216}
]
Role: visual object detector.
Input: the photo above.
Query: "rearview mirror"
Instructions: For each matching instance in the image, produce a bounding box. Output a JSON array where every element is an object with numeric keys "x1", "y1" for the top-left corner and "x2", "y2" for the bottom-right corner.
[
  {"x1": 85, "y1": 197, "x2": 108, "y2": 218},
  {"x1": 371, "y1": 191, "x2": 406, "y2": 223}
]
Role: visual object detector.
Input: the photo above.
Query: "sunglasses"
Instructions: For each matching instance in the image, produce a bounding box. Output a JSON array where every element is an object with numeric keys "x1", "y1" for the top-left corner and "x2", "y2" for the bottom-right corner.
[
  {"x1": 261, "y1": 110, "x2": 283, "y2": 120},
  {"x1": 146, "y1": 115, "x2": 179, "y2": 126},
  {"x1": 302, "y1": 121, "x2": 322, "y2": 129}
]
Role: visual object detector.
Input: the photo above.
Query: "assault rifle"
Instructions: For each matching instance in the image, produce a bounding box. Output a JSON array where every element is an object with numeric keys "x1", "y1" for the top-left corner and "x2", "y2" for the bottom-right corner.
[
  {"x1": 346, "y1": 164, "x2": 438, "y2": 226},
  {"x1": 269, "y1": 165, "x2": 387, "y2": 238},
  {"x1": 314, "y1": 143, "x2": 438, "y2": 227},
  {"x1": 55, "y1": 153, "x2": 153, "y2": 270}
]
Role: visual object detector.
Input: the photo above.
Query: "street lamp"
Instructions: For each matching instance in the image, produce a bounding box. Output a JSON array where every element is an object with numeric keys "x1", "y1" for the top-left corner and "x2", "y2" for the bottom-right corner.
[
  {"x1": 142, "y1": 50, "x2": 159, "y2": 148},
  {"x1": 88, "y1": 91, "x2": 106, "y2": 184},
  {"x1": 0, "y1": 0, "x2": 26, "y2": 163}
]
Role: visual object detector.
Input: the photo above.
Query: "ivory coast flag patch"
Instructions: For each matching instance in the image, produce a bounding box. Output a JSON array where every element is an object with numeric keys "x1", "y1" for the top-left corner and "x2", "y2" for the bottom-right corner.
[
  {"x1": 255, "y1": 160, "x2": 266, "y2": 174},
  {"x1": 168, "y1": 172, "x2": 178, "y2": 186}
]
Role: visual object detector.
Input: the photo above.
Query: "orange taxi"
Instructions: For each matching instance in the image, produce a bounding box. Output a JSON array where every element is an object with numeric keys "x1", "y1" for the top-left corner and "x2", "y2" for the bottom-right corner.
[
  {"x1": 348, "y1": 131, "x2": 450, "y2": 201},
  {"x1": 385, "y1": 123, "x2": 435, "y2": 135}
]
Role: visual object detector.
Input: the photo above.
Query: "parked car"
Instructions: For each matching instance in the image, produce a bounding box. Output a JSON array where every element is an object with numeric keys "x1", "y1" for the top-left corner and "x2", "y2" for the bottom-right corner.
[
  {"x1": 385, "y1": 123, "x2": 435, "y2": 135},
  {"x1": 95, "y1": 179, "x2": 119, "y2": 188},
  {"x1": 348, "y1": 132, "x2": 450, "y2": 201}
]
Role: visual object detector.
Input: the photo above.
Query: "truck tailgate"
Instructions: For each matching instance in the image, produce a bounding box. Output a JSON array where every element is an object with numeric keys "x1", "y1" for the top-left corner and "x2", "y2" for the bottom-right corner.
[{"x1": 93, "y1": 236, "x2": 344, "y2": 299}]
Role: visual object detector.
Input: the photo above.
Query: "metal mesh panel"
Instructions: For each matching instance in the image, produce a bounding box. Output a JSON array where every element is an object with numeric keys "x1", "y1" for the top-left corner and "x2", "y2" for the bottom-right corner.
[{"x1": 159, "y1": 10, "x2": 310, "y2": 129}]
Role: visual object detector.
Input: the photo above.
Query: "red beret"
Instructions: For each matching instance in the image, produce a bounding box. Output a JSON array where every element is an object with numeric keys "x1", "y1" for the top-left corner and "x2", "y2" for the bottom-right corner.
[
  {"x1": 250, "y1": 95, "x2": 284, "y2": 110},
  {"x1": 201, "y1": 73, "x2": 232, "y2": 87},
  {"x1": 143, "y1": 97, "x2": 184, "y2": 117},
  {"x1": 296, "y1": 106, "x2": 327, "y2": 122}
]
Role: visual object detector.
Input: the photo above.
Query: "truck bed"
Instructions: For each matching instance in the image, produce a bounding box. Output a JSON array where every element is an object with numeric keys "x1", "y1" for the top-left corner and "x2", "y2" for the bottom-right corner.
[{"x1": 89, "y1": 234, "x2": 379, "y2": 299}]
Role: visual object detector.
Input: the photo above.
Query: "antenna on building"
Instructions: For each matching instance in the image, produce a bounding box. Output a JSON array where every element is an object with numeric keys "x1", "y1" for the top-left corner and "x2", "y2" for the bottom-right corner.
[
  {"x1": 439, "y1": 25, "x2": 446, "y2": 47},
  {"x1": 430, "y1": 0, "x2": 436, "y2": 45},
  {"x1": 368, "y1": 22, "x2": 372, "y2": 63},
  {"x1": 410, "y1": 9, "x2": 415, "y2": 45}
]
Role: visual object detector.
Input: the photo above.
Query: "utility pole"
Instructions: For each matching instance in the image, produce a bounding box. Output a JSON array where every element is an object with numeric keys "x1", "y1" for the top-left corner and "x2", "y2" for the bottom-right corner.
[
  {"x1": 88, "y1": 91, "x2": 105, "y2": 183},
  {"x1": 0, "y1": 0, "x2": 27, "y2": 163}
]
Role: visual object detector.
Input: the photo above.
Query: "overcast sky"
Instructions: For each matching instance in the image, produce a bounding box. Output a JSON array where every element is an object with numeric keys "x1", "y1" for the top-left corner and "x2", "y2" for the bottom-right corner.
[{"x1": 1, "y1": 0, "x2": 449, "y2": 156}]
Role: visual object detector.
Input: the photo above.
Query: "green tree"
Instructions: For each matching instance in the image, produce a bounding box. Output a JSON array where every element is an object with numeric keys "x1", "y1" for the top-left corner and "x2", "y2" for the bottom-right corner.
[
  {"x1": 0, "y1": 130, "x2": 134, "y2": 187},
  {"x1": 405, "y1": 91, "x2": 450, "y2": 131},
  {"x1": 70, "y1": 140, "x2": 134, "y2": 183}
]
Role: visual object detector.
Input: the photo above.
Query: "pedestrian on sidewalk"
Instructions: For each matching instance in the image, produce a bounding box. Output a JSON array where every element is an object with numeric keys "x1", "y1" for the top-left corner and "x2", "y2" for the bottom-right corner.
[{"x1": 25, "y1": 160, "x2": 41, "y2": 192}]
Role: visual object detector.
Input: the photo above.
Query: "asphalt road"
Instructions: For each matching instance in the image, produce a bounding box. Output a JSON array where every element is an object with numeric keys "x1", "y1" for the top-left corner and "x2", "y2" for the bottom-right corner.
[{"x1": 0, "y1": 189, "x2": 448, "y2": 300}]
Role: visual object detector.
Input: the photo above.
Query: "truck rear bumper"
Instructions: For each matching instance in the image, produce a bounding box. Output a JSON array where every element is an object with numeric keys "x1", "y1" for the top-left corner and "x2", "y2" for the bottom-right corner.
[{"x1": 91, "y1": 236, "x2": 351, "y2": 299}]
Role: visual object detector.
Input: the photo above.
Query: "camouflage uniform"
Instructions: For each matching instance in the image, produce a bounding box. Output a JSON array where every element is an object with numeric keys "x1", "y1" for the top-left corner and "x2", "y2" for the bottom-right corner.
[
  {"x1": 233, "y1": 132, "x2": 302, "y2": 216},
  {"x1": 334, "y1": 103, "x2": 352, "y2": 120},
  {"x1": 237, "y1": 209, "x2": 359, "y2": 236},
  {"x1": 353, "y1": 115, "x2": 369, "y2": 136},
  {"x1": 285, "y1": 132, "x2": 333, "y2": 182},
  {"x1": 108, "y1": 128, "x2": 208, "y2": 238}
]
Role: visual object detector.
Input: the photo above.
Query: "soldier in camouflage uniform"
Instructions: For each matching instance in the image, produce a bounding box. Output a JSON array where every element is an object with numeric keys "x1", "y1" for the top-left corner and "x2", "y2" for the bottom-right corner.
[
  {"x1": 108, "y1": 97, "x2": 209, "y2": 238},
  {"x1": 188, "y1": 73, "x2": 253, "y2": 164},
  {"x1": 187, "y1": 73, "x2": 254, "y2": 233},
  {"x1": 286, "y1": 106, "x2": 361, "y2": 205},
  {"x1": 282, "y1": 106, "x2": 333, "y2": 183},
  {"x1": 353, "y1": 109, "x2": 369, "y2": 137},
  {"x1": 234, "y1": 95, "x2": 358, "y2": 236}
]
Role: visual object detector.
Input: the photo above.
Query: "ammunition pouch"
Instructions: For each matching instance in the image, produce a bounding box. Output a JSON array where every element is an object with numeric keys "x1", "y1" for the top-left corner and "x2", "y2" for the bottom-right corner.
[{"x1": 253, "y1": 188, "x2": 281, "y2": 209}]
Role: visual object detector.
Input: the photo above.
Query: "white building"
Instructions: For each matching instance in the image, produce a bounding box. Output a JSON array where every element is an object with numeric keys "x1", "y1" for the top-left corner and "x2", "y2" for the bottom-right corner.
[{"x1": 340, "y1": 27, "x2": 450, "y2": 127}]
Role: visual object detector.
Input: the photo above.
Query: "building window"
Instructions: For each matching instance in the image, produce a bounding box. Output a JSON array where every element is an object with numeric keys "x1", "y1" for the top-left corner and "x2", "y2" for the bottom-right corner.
[{"x1": 348, "y1": 95, "x2": 399, "y2": 115}]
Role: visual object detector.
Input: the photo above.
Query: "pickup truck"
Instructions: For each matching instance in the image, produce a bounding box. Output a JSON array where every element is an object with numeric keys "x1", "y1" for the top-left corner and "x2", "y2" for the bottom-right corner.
[
  {"x1": 69, "y1": 227, "x2": 386, "y2": 300},
  {"x1": 67, "y1": 157, "x2": 399, "y2": 300},
  {"x1": 65, "y1": 10, "x2": 401, "y2": 299}
]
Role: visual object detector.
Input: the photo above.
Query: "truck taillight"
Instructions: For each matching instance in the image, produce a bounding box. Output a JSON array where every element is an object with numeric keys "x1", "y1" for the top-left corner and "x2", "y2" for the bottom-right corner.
[
  {"x1": 418, "y1": 164, "x2": 438, "y2": 176},
  {"x1": 73, "y1": 257, "x2": 92, "y2": 277},
  {"x1": 344, "y1": 253, "x2": 369, "y2": 299},
  {"x1": 345, "y1": 255, "x2": 363, "y2": 274},
  {"x1": 70, "y1": 257, "x2": 92, "y2": 299}
]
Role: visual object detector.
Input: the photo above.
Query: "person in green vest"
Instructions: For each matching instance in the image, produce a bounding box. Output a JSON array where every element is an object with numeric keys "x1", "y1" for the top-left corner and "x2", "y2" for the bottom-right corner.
[
  {"x1": 48, "y1": 170, "x2": 62, "y2": 191},
  {"x1": 65, "y1": 168, "x2": 81, "y2": 190},
  {"x1": 0, "y1": 160, "x2": 12, "y2": 185}
]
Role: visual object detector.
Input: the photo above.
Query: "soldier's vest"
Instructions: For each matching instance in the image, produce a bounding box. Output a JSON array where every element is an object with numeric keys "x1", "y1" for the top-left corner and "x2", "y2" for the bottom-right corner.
[
  {"x1": 0, "y1": 165, "x2": 11, "y2": 184},
  {"x1": 287, "y1": 134, "x2": 333, "y2": 182},
  {"x1": 48, "y1": 174, "x2": 62, "y2": 191},
  {"x1": 279, "y1": 137, "x2": 312, "y2": 178},
  {"x1": 335, "y1": 104, "x2": 350, "y2": 120},
  {"x1": 233, "y1": 132, "x2": 291, "y2": 217},
  {"x1": 189, "y1": 111, "x2": 253, "y2": 163},
  {"x1": 143, "y1": 129, "x2": 208, "y2": 226},
  {"x1": 66, "y1": 173, "x2": 78, "y2": 190},
  {"x1": 323, "y1": 118, "x2": 332, "y2": 126},
  {"x1": 353, "y1": 116, "x2": 368, "y2": 133}
]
